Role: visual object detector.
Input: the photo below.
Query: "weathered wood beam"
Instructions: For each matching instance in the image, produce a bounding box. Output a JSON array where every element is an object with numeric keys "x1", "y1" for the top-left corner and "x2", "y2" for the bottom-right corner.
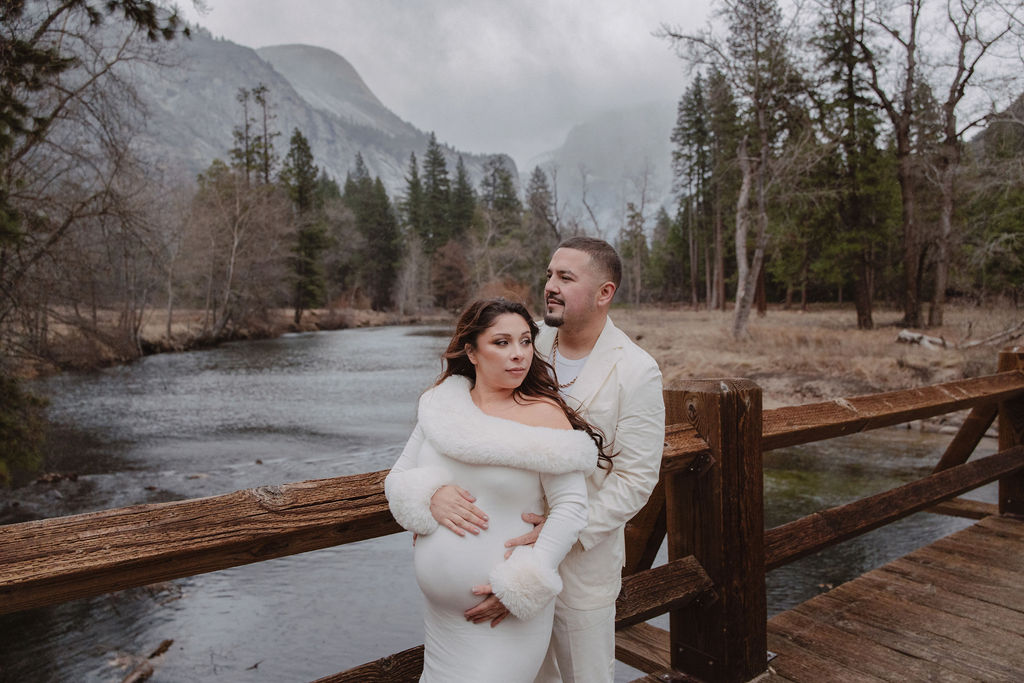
[
  {"x1": 617, "y1": 623, "x2": 672, "y2": 674},
  {"x1": 932, "y1": 403, "x2": 998, "y2": 473},
  {"x1": 623, "y1": 479, "x2": 667, "y2": 576},
  {"x1": 660, "y1": 370, "x2": 1024, "y2": 472},
  {"x1": 926, "y1": 497, "x2": 999, "y2": 519},
  {"x1": 764, "y1": 446, "x2": 1024, "y2": 570},
  {"x1": 666, "y1": 379, "x2": 767, "y2": 683},
  {"x1": 615, "y1": 555, "x2": 714, "y2": 629},
  {"x1": 0, "y1": 471, "x2": 401, "y2": 615},
  {"x1": 311, "y1": 645, "x2": 423, "y2": 683},
  {"x1": 999, "y1": 348, "x2": 1024, "y2": 517},
  {"x1": 760, "y1": 370, "x2": 1023, "y2": 452}
]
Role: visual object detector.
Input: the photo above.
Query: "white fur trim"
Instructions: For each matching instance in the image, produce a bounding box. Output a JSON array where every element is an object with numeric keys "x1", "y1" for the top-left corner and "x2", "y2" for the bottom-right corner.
[
  {"x1": 489, "y1": 546, "x2": 563, "y2": 620},
  {"x1": 418, "y1": 376, "x2": 598, "y2": 475},
  {"x1": 384, "y1": 465, "x2": 452, "y2": 535}
]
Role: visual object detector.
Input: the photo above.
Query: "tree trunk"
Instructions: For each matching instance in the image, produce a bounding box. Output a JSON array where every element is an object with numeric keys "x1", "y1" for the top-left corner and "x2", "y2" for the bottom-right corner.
[
  {"x1": 704, "y1": 246, "x2": 712, "y2": 311},
  {"x1": 853, "y1": 250, "x2": 874, "y2": 330},
  {"x1": 755, "y1": 265, "x2": 767, "y2": 317},
  {"x1": 929, "y1": 121, "x2": 960, "y2": 327},
  {"x1": 689, "y1": 198, "x2": 699, "y2": 308},
  {"x1": 713, "y1": 201, "x2": 725, "y2": 310},
  {"x1": 733, "y1": 136, "x2": 752, "y2": 308}
]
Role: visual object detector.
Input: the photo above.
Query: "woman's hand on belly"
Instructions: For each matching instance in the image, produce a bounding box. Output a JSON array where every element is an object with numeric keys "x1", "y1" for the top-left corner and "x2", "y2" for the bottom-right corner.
[{"x1": 429, "y1": 485, "x2": 489, "y2": 536}]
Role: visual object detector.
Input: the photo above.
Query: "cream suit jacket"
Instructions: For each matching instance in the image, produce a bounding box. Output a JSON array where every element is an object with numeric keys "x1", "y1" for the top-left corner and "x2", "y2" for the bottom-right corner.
[{"x1": 536, "y1": 317, "x2": 665, "y2": 610}]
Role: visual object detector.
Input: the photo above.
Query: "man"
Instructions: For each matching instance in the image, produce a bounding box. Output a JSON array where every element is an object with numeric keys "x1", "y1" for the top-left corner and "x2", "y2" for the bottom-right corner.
[{"x1": 431, "y1": 237, "x2": 665, "y2": 682}]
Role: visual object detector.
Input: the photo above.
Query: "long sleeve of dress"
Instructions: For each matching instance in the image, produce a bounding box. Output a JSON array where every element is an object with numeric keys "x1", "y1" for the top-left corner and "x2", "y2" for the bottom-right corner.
[
  {"x1": 384, "y1": 423, "x2": 454, "y2": 536},
  {"x1": 489, "y1": 468, "x2": 588, "y2": 620}
]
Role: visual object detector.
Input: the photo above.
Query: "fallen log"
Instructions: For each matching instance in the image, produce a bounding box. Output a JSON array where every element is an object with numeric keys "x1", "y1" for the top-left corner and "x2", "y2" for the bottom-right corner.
[{"x1": 896, "y1": 329, "x2": 947, "y2": 350}]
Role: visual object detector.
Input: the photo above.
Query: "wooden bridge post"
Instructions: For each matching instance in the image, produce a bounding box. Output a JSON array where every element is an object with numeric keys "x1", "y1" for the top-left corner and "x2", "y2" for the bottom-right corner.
[
  {"x1": 664, "y1": 380, "x2": 766, "y2": 682},
  {"x1": 998, "y1": 347, "x2": 1024, "y2": 517}
]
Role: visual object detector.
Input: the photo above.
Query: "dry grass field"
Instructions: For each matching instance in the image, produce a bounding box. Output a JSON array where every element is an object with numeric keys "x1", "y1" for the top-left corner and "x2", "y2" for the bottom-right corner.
[{"x1": 609, "y1": 303, "x2": 1021, "y2": 410}]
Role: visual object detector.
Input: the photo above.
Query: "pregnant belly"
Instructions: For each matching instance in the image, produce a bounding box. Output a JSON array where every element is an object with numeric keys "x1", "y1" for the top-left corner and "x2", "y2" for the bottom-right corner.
[{"x1": 414, "y1": 517, "x2": 531, "y2": 613}]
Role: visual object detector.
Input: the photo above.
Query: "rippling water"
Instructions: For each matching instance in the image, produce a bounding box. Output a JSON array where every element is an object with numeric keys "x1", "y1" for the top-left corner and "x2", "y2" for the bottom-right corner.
[{"x1": 0, "y1": 325, "x2": 997, "y2": 682}]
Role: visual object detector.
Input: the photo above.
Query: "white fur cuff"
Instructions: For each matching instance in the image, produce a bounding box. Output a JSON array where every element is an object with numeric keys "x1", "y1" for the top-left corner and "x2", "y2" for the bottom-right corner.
[
  {"x1": 384, "y1": 466, "x2": 453, "y2": 535},
  {"x1": 489, "y1": 546, "x2": 563, "y2": 621}
]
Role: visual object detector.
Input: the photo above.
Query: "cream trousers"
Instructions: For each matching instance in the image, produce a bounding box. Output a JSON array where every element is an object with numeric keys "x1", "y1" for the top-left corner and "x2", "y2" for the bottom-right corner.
[{"x1": 533, "y1": 597, "x2": 616, "y2": 683}]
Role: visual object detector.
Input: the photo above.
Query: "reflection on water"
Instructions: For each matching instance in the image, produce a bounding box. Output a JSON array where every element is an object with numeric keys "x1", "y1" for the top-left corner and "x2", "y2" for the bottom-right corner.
[
  {"x1": 763, "y1": 429, "x2": 996, "y2": 615},
  {"x1": 0, "y1": 326, "x2": 999, "y2": 681}
]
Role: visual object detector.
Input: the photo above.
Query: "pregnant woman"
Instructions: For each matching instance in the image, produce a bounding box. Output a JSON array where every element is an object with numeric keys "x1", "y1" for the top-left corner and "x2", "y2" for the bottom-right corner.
[{"x1": 385, "y1": 298, "x2": 606, "y2": 682}]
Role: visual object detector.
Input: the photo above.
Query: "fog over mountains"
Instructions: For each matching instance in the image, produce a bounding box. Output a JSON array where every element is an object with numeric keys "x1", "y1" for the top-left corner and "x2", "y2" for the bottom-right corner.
[{"x1": 131, "y1": 27, "x2": 676, "y2": 233}]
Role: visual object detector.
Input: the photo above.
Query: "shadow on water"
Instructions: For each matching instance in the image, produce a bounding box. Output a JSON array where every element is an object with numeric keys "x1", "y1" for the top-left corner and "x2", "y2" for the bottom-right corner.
[{"x1": 0, "y1": 325, "x2": 1002, "y2": 681}]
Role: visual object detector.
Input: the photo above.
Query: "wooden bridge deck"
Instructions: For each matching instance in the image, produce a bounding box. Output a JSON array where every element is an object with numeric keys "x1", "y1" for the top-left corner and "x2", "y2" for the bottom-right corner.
[
  {"x1": 764, "y1": 514, "x2": 1024, "y2": 682},
  {"x1": 622, "y1": 514, "x2": 1024, "y2": 682}
]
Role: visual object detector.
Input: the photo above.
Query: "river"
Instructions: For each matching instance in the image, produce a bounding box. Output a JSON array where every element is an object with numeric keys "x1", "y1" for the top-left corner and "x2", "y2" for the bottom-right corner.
[{"x1": 0, "y1": 325, "x2": 996, "y2": 682}]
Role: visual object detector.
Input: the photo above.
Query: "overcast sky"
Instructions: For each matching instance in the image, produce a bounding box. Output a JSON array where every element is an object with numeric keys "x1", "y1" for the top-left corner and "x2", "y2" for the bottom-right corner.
[{"x1": 179, "y1": 0, "x2": 711, "y2": 168}]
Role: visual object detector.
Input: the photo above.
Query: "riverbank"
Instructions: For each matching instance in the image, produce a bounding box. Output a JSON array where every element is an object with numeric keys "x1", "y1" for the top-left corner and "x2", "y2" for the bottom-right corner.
[
  {"x1": 24, "y1": 301, "x2": 1019, "y2": 410},
  {"x1": 16, "y1": 307, "x2": 453, "y2": 377}
]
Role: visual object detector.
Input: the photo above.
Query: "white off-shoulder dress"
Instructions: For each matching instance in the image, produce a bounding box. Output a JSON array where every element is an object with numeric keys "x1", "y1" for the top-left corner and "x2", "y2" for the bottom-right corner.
[{"x1": 385, "y1": 375, "x2": 596, "y2": 683}]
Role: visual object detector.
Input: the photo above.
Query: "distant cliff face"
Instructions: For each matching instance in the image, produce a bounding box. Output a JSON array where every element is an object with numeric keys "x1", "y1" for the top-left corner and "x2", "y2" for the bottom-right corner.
[
  {"x1": 129, "y1": 29, "x2": 511, "y2": 197},
  {"x1": 527, "y1": 100, "x2": 677, "y2": 237},
  {"x1": 128, "y1": 28, "x2": 674, "y2": 233}
]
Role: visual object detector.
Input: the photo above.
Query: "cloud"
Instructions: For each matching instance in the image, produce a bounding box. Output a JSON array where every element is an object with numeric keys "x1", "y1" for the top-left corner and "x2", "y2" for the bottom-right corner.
[{"x1": 179, "y1": 0, "x2": 708, "y2": 167}]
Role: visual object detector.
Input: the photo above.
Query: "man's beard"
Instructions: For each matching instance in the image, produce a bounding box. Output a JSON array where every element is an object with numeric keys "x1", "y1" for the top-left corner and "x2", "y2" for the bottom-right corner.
[{"x1": 543, "y1": 313, "x2": 564, "y2": 327}]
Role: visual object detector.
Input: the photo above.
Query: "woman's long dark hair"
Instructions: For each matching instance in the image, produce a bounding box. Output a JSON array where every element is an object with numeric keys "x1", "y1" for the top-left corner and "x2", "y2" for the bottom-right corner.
[{"x1": 436, "y1": 297, "x2": 613, "y2": 470}]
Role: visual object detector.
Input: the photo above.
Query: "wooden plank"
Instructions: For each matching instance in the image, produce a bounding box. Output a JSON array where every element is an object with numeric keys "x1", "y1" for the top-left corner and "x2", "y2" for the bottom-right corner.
[
  {"x1": 925, "y1": 533, "x2": 1024, "y2": 573},
  {"x1": 904, "y1": 544, "x2": 1024, "y2": 592},
  {"x1": 791, "y1": 592, "x2": 1021, "y2": 681},
  {"x1": 0, "y1": 471, "x2": 401, "y2": 615},
  {"x1": 976, "y1": 513, "x2": 1024, "y2": 538},
  {"x1": 817, "y1": 582, "x2": 1024, "y2": 675},
  {"x1": 999, "y1": 349, "x2": 1024, "y2": 516},
  {"x1": 615, "y1": 556, "x2": 714, "y2": 629},
  {"x1": 616, "y1": 622, "x2": 670, "y2": 674},
  {"x1": 765, "y1": 631, "x2": 886, "y2": 683},
  {"x1": 312, "y1": 645, "x2": 422, "y2": 683},
  {"x1": 863, "y1": 568, "x2": 1024, "y2": 635},
  {"x1": 926, "y1": 497, "x2": 998, "y2": 519},
  {"x1": 660, "y1": 370, "x2": 1024, "y2": 472},
  {"x1": 764, "y1": 447, "x2": 1024, "y2": 570},
  {"x1": 884, "y1": 555, "x2": 1024, "y2": 613},
  {"x1": 768, "y1": 609, "x2": 973, "y2": 682},
  {"x1": 932, "y1": 404, "x2": 998, "y2": 472}
]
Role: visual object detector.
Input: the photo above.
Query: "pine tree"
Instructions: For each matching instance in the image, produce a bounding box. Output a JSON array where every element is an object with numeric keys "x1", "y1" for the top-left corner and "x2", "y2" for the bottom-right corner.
[
  {"x1": 281, "y1": 129, "x2": 328, "y2": 324},
  {"x1": 525, "y1": 166, "x2": 559, "y2": 242},
  {"x1": 450, "y1": 156, "x2": 477, "y2": 239},
  {"x1": 343, "y1": 155, "x2": 401, "y2": 310},
  {"x1": 364, "y1": 179, "x2": 402, "y2": 310},
  {"x1": 421, "y1": 133, "x2": 452, "y2": 253},
  {"x1": 813, "y1": 0, "x2": 899, "y2": 328},
  {"x1": 401, "y1": 153, "x2": 426, "y2": 239},
  {"x1": 280, "y1": 129, "x2": 318, "y2": 212}
]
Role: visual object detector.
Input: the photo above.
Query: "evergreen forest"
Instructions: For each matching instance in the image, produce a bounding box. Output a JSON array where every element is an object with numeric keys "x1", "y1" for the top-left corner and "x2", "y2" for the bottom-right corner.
[{"x1": 1, "y1": 0, "x2": 1023, "y2": 482}]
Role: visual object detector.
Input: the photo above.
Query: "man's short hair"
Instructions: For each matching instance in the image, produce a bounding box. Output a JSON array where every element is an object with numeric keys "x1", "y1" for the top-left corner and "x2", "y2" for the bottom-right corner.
[{"x1": 557, "y1": 236, "x2": 622, "y2": 290}]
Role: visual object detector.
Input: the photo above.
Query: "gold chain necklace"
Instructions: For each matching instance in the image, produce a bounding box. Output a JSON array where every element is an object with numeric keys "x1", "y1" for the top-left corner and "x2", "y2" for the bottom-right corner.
[{"x1": 551, "y1": 333, "x2": 579, "y2": 389}]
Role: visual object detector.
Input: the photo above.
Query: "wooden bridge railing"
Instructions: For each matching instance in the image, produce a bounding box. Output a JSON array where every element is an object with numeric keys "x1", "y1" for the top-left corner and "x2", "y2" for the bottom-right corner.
[{"x1": 2, "y1": 348, "x2": 1023, "y2": 683}]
